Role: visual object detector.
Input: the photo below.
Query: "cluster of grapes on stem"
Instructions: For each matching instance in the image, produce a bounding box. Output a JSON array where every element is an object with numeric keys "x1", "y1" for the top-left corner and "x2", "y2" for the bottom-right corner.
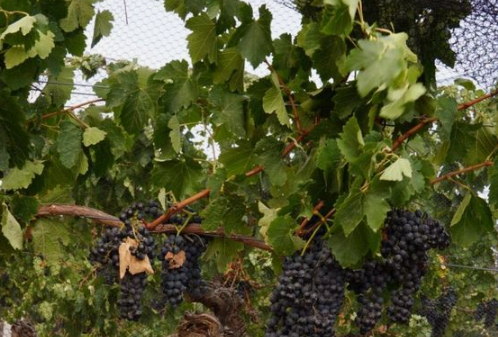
[
  {"x1": 349, "y1": 209, "x2": 451, "y2": 333},
  {"x1": 159, "y1": 233, "x2": 209, "y2": 308},
  {"x1": 419, "y1": 289, "x2": 458, "y2": 337},
  {"x1": 89, "y1": 200, "x2": 160, "y2": 320},
  {"x1": 265, "y1": 239, "x2": 345, "y2": 337},
  {"x1": 475, "y1": 298, "x2": 498, "y2": 328}
]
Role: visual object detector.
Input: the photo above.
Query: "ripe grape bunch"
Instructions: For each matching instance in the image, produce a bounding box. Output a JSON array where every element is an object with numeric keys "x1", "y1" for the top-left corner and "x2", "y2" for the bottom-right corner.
[
  {"x1": 89, "y1": 200, "x2": 160, "y2": 320},
  {"x1": 475, "y1": 298, "x2": 498, "y2": 328},
  {"x1": 419, "y1": 289, "x2": 458, "y2": 337},
  {"x1": 346, "y1": 209, "x2": 451, "y2": 334},
  {"x1": 159, "y1": 233, "x2": 208, "y2": 307},
  {"x1": 265, "y1": 239, "x2": 345, "y2": 337}
]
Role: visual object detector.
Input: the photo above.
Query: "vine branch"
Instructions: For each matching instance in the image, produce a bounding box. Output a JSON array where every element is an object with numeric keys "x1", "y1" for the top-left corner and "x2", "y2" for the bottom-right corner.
[
  {"x1": 431, "y1": 160, "x2": 493, "y2": 184},
  {"x1": 392, "y1": 89, "x2": 498, "y2": 151},
  {"x1": 40, "y1": 98, "x2": 104, "y2": 120},
  {"x1": 35, "y1": 203, "x2": 272, "y2": 251}
]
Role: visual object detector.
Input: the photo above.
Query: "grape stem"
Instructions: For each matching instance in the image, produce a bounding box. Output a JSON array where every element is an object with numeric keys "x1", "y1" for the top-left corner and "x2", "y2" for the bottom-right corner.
[
  {"x1": 430, "y1": 160, "x2": 493, "y2": 184},
  {"x1": 391, "y1": 89, "x2": 498, "y2": 151},
  {"x1": 40, "y1": 98, "x2": 104, "y2": 120}
]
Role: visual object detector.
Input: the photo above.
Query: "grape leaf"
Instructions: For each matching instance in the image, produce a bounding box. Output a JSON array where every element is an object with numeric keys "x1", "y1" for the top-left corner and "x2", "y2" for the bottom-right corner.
[
  {"x1": 151, "y1": 158, "x2": 204, "y2": 198},
  {"x1": 91, "y1": 10, "x2": 113, "y2": 48},
  {"x1": 168, "y1": 115, "x2": 182, "y2": 153},
  {"x1": 337, "y1": 116, "x2": 364, "y2": 163},
  {"x1": 204, "y1": 238, "x2": 244, "y2": 272},
  {"x1": 0, "y1": 15, "x2": 36, "y2": 39},
  {"x1": 236, "y1": 5, "x2": 273, "y2": 67},
  {"x1": 218, "y1": 142, "x2": 259, "y2": 176},
  {"x1": 57, "y1": 120, "x2": 83, "y2": 169},
  {"x1": 11, "y1": 195, "x2": 39, "y2": 223},
  {"x1": 258, "y1": 202, "x2": 278, "y2": 239},
  {"x1": 1, "y1": 203, "x2": 23, "y2": 250},
  {"x1": 82, "y1": 127, "x2": 107, "y2": 147},
  {"x1": 312, "y1": 35, "x2": 346, "y2": 83},
  {"x1": 328, "y1": 223, "x2": 374, "y2": 268},
  {"x1": 0, "y1": 90, "x2": 29, "y2": 167},
  {"x1": 60, "y1": 0, "x2": 95, "y2": 32},
  {"x1": 267, "y1": 215, "x2": 305, "y2": 256},
  {"x1": 155, "y1": 60, "x2": 198, "y2": 113},
  {"x1": 450, "y1": 194, "x2": 494, "y2": 247},
  {"x1": 1, "y1": 161, "x2": 44, "y2": 190},
  {"x1": 296, "y1": 22, "x2": 321, "y2": 57},
  {"x1": 332, "y1": 85, "x2": 363, "y2": 119},
  {"x1": 4, "y1": 30, "x2": 55, "y2": 69},
  {"x1": 321, "y1": 4, "x2": 353, "y2": 36},
  {"x1": 380, "y1": 158, "x2": 412, "y2": 181},
  {"x1": 186, "y1": 13, "x2": 217, "y2": 63},
  {"x1": 201, "y1": 195, "x2": 248, "y2": 234},
  {"x1": 209, "y1": 86, "x2": 246, "y2": 138},
  {"x1": 32, "y1": 218, "x2": 71, "y2": 264},
  {"x1": 213, "y1": 48, "x2": 245, "y2": 92},
  {"x1": 346, "y1": 34, "x2": 411, "y2": 97},
  {"x1": 263, "y1": 86, "x2": 291, "y2": 127},
  {"x1": 434, "y1": 96, "x2": 458, "y2": 141},
  {"x1": 489, "y1": 159, "x2": 498, "y2": 208},
  {"x1": 379, "y1": 83, "x2": 426, "y2": 120}
]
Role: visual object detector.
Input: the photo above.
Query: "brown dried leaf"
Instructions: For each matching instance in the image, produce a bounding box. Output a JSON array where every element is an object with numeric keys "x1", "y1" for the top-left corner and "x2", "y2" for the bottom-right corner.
[
  {"x1": 165, "y1": 250, "x2": 186, "y2": 269},
  {"x1": 119, "y1": 237, "x2": 154, "y2": 279}
]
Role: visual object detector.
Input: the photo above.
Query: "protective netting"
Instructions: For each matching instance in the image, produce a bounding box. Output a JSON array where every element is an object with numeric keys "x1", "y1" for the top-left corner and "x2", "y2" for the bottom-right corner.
[{"x1": 278, "y1": 0, "x2": 498, "y2": 88}]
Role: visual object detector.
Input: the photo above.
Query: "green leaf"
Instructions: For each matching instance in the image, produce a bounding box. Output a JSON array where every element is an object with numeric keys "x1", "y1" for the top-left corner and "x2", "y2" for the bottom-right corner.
[
  {"x1": 258, "y1": 202, "x2": 278, "y2": 238},
  {"x1": 312, "y1": 35, "x2": 346, "y2": 83},
  {"x1": 0, "y1": 90, "x2": 29, "y2": 167},
  {"x1": 489, "y1": 159, "x2": 498, "y2": 208},
  {"x1": 321, "y1": 4, "x2": 353, "y2": 36},
  {"x1": 204, "y1": 238, "x2": 244, "y2": 272},
  {"x1": 82, "y1": 127, "x2": 107, "y2": 147},
  {"x1": 4, "y1": 30, "x2": 55, "y2": 69},
  {"x1": 267, "y1": 215, "x2": 305, "y2": 256},
  {"x1": 1, "y1": 161, "x2": 44, "y2": 190},
  {"x1": 446, "y1": 122, "x2": 480, "y2": 163},
  {"x1": 379, "y1": 83, "x2": 426, "y2": 120},
  {"x1": 213, "y1": 48, "x2": 245, "y2": 92},
  {"x1": 332, "y1": 85, "x2": 363, "y2": 119},
  {"x1": 363, "y1": 179, "x2": 390, "y2": 231},
  {"x1": 316, "y1": 139, "x2": 342, "y2": 189},
  {"x1": 464, "y1": 127, "x2": 497, "y2": 166},
  {"x1": 236, "y1": 5, "x2": 273, "y2": 67},
  {"x1": 262, "y1": 86, "x2": 290, "y2": 127},
  {"x1": 91, "y1": 10, "x2": 113, "y2": 48},
  {"x1": 328, "y1": 224, "x2": 374, "y2": 268},
  {"x1": 32, "y1": 218, "x2": 71, "y2": 264},
  {"x1": 0, "y1": 15, "x2": 36, "y2": 39},
  {"x1": 11, "y1": 195, "x2": 39, "y2": 223},
  {"x1": 151, "y1": 158, "x2": 204, "y2": 198},
  {"x1": 434, "y1": 96, "x2": 458, "y2": 141},
  {"x1": 1, "y1": 203, "x2": 23, "y2": 250},
  {"x1": 168, "y1": 115, "x2": 182, "y2": 153},
  {"x1": 43, "y1": 67, "x2": 74, "y2": 107},
  {"x1": 296, "y1": 22, "x2": 321, "y2": 57},
  {"x1": 346, "y1": 34, "x2": 410, "y2": 97},
  {"x1": 57, "y1": 120, "x2": 83, "y2": 169},
  {"x1": 450, "y1": 194, "x2": 494, "y2": 247},
  {"x1": 337, "y1": 116, "x2": 364, "y2": 163},
  {"x1": 334, "y1": 183, "x2": 364, "y2": 235},
  {"x1": 450, "y1": 193, "x2": 471, "y2": 226},
  {"x1": 156, "y1": 60, "x2": 198, "y2": 113},
  {"x1": 218, "y1": 142, "x2": 259, "y2": 176},
  {"x1": 60, "y1": 0, "x2": 95, "y2": 32},
  {"x1": 185, "y1": 13, "x2": 217, "y2": 63},
  {"x1": 209, "y1": 86, "x2": 246, "y2": 138},
  {"x1": 201, "y1": 195, "x2": 248, "y2": 234},
  {"x1": 380, "y1": 157, "x2": 412, "y2": 181}
]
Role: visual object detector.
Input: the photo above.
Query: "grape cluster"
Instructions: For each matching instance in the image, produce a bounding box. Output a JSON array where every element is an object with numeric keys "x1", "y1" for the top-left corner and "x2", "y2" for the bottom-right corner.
[
  {"x1": 345, "y1": 209, "x2": 451, "y2": 333},
  {"x1": 159, "y1": 234, "x2": 208, "y2": 307},
  {"x1": 383, "y1": 210, "x2": 450, "y2": 324},
  {"x1": 118, "y1": 272, "x2": 148, "y2": 321},
  {"x1": 475, "y1": 299, "x2": 498, "y2": 328},
  {"x1": 265, "y1": 239, "x2": 345, "y2": 337},
  {"x1": 89, "y1": 200, "x2": 160, "y2": 320},
  {"x1": 419, "y1": 289, "x2": 458, "y2": 337}
]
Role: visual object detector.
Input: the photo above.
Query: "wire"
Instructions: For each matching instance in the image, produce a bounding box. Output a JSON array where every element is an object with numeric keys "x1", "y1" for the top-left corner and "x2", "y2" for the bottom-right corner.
[
  {"x1": 434, "y1": 261, "x2": 498, "y2": 273},
  {"x1": 36, "y1": 80, "x2": 109, "y2": 89}
]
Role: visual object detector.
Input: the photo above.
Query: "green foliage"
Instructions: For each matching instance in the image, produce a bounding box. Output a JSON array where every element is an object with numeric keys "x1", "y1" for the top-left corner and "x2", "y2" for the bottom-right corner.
[{"x1": 0, "y1": 0, "x2": 496, "y2": 336}]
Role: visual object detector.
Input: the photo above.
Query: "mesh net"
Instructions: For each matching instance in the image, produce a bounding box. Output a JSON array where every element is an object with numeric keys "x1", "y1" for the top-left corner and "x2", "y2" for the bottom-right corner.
[{"x1": 278, "y1": 0, "x2": 498, "y2": 88}]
